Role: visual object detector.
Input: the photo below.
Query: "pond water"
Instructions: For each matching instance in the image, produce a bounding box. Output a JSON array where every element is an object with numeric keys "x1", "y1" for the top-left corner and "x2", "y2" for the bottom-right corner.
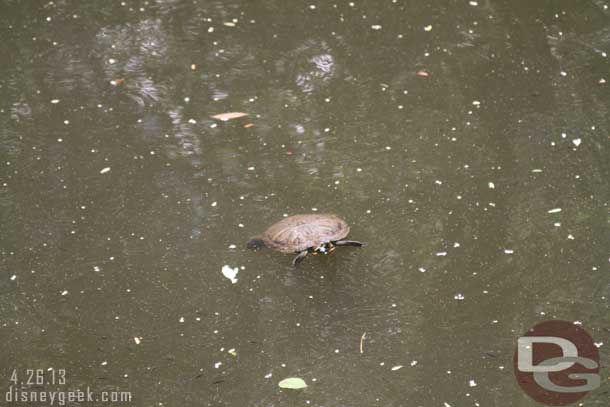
[{"x1": 1, "y1": 1, "x2": 609, "y2": 406}]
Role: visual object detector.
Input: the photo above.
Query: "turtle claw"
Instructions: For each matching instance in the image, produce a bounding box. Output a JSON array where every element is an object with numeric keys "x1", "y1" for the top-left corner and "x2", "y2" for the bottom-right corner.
[
  {"x1": 292, "y1": 251, "x2": 308, "y2": 267},
  {"x1": 334, "y1": 240, "x2": 364, "y2": 247}
]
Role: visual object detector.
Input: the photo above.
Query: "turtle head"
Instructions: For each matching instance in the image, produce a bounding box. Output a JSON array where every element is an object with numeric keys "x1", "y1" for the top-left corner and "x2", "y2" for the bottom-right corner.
[{"x1": 312, "y1": 242, "x2": 335, "y2": 255}]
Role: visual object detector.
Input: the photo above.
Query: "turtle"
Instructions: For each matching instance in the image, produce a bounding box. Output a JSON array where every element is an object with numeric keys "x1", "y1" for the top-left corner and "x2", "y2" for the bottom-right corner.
[{"x1": 247, "y1": 214, "x2": 363, "y2": 267}]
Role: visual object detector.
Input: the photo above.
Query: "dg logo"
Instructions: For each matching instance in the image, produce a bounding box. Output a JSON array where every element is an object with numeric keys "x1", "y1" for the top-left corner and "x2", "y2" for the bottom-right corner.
[{"x1": 513, "y1": 320, "x2": 600, "y2": 405}]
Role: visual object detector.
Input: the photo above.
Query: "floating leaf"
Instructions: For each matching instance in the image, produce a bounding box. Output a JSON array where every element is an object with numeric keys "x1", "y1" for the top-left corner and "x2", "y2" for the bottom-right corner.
[
  {"x1": 211, "y1": 112, "x2": 249, "y2": 121},
  {"x1": 278, "y1": 377, "x2": 308, "y2": 389}
]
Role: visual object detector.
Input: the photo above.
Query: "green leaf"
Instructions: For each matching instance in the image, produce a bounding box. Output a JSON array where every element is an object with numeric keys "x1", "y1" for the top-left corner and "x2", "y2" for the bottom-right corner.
[{"x1": 278, "y1": 377, "x2": 308, "y2": 389}]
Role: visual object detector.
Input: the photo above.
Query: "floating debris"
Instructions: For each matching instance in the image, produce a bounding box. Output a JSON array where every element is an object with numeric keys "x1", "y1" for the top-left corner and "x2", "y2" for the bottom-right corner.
[
  {"x1": 100, "y1": 167, "x2": 111, "y2": 174},
  {"x1": 210, "y1": 112, "x2": 249, "y2": 121},
  {"x1": 371, "y1": 24, "x2": 382, "y2": 30},
  {"x1": 424, "y1": 25, "x2": 433, "y2": 31},
  {"x1": 391, "y1": 365, "x2": 403, "y2": 371},
  {"x1": 416, "y1": 69, "x2": 430, "y2": 77},
  {"x1": 221, "y1": 265, "x2": 238, "y2": 284},
  {"x1": 547, "y1": 208, "x2": 562, "y2": 214},
  {"x1": 572, "y1": 138, "x2": 581, "y2": 146},
  {"x1": 133, "y1": 337, "x2": 141, "y2": 345},
  {"x1": 278, "y1": 377, "x2": 308, "y2": 389}
]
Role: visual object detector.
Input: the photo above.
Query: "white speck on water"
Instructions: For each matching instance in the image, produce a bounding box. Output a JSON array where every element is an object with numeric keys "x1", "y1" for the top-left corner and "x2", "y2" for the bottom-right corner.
[
  {"x1": 444, "y1": 403, "x2": 452, "y2": 407},
  {"x1": 208, "y1": 27, "x2": 215, "y2": 33},
  {"x1": 532, "y1": 169, "x2": 543, "y2": 173},
  {"x1": 357, "y1": 168, "x2": 362, "y2": 172},
  {"x1": 101, "y1": 361, "x2": 108, "y2": 366},
  {"x1": 10, "y1": 275, "x2": 16, "y2": 281},
  {"x1": 57, "y1": 138, "x2": 63, "y2": 142},
  {"x1": 454, "y1": 293, "x2": 465, "y2": 300},
  {"x1": 188, "y1": 118, "x2": 197, "y2": 124},
  {"x1": 214, "y1": 362, "x2": 222, "y2": 368},
  {"x1": 228, "y1": 244, "x2": 236, "y2": 249},
  {"x1": 599, "y1": 78, "x2": 606, "y2": 84},
  {"x1": 247, "y1": 166, "x2": 255, "y2": 171},
  {"x1": 488, "y1": 182, "x2": 495, "y2": 189},
  {"x1": 264, "y1": 373, "x2": 272, "y2": 379},
  {"x1": 385, "y1": 146, "x2": 391, "y2": 150},
  {"x1": 410, "y1": 360, "x2": 418, "y2": 366},
  {"x1": 51, "y1": 99, "x2": 60, "y2": 104},
  {"x1": 548, "y1": 208, "x2": 562, "y2": 214},
  {"x1": 469, "y1": 1, "x2": 478, "y2": 5},
  {"x1": 469, "y1": 379, "x2": 477, "y2": 387},
  {"x1": 472, "y1": 100, "x2": 481, "y2": 106},
  {"x1": 435, "y1": 180, "x2": 442, "y2": 185},
  {"x1": 184, "y1": 97, "x2": 190, "y2": 103},
  {"x1": 63, "y1": 120, "x2": 69, "y2": 125},
  {"x1": 391, "y1": 365, "x2": 403, "y2": 371},
  {"x1": 436, "y1": 252, "x2": 447, "y2": 256},
  {"x1": 424, "y1": 25, "x2": 432, "y2": 31},
  {"x1": 309, "y1": 4, "x2": 316, "y2": 9},
  {"x1": 100, "y1": 167, "x2": 111, "y2": 174},
  {"x1": 554, "y1": 222, "x2": 561, "y2": 227},
  {"x1": 594, "y1": 342, "x2": 603, "y2": 348},
  {"x1": 504, "y1": 249, "x2": 514, "y2": 254},
  {"x1": 572, "y1": 138, "x2": 581, "y2": 146},
  {"x1": 211, "y1": 201, "x2": 217, "y2": 207},
  {"x1": 560, "y1": 71, "x2": 567, "y2": 76},
  {"x1": 93, "y1": 266, "x2": 101, "y2": 272},
  {"x1": 453, "y1": 242, "x2": 460, "y2": 248},
  {"x1": 108, "y1": 58, "x2": 116, "y2": 64},
  {"x1": 61, "y1": 290, "x2": 68, "y2": 296},
  {"x1": 419, "y1": 267, "x2": 426, "y2": 273},
  {"x1": 179, "y1": 317, "x2": 185, "y2": 323},
  {"x1": 221, "y1": 265, "x2": 239, "y2": 284},
  {"x1": 312, "y1": 207, "x2": 318, "y2": 211},
  {"x1": 371, "y1": 24, "x2": 382, "y2": 30},
  {"x1": 567, "y1": 234, "x2": 575, "y2": 240}
]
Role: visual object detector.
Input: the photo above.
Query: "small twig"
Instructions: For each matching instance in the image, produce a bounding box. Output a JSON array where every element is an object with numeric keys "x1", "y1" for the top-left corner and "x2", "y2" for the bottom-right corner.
[{"x1": 360, "y1": 332, "x2": 367, "y2": 354}]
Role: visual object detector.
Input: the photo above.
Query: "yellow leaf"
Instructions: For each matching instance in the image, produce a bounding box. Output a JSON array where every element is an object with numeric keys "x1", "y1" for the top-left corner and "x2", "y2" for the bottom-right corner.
[{"x1": 211, "y1": 112, "x2": 249, "y2": 121}]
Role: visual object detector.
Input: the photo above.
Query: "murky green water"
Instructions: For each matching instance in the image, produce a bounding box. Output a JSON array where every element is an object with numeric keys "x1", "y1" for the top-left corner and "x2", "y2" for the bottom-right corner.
[{"x1": 1, "y1": 1, "x2": 609, "y2": 406}]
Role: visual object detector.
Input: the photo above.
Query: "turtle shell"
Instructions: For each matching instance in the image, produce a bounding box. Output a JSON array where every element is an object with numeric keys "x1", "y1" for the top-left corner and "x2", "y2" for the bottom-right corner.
[{"x1": 261, "y1": 214, "x2": 350, "y2": 253}]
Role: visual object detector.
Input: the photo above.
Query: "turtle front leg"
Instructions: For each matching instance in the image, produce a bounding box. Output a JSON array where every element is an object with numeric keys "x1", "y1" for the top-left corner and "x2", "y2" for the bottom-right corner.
[
  {"x1": 334, "y1": 240, "x2": 364, "y2": 247},
  {"x1": 292, "y1": 251, "x2": 308, "y2": 267}
]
